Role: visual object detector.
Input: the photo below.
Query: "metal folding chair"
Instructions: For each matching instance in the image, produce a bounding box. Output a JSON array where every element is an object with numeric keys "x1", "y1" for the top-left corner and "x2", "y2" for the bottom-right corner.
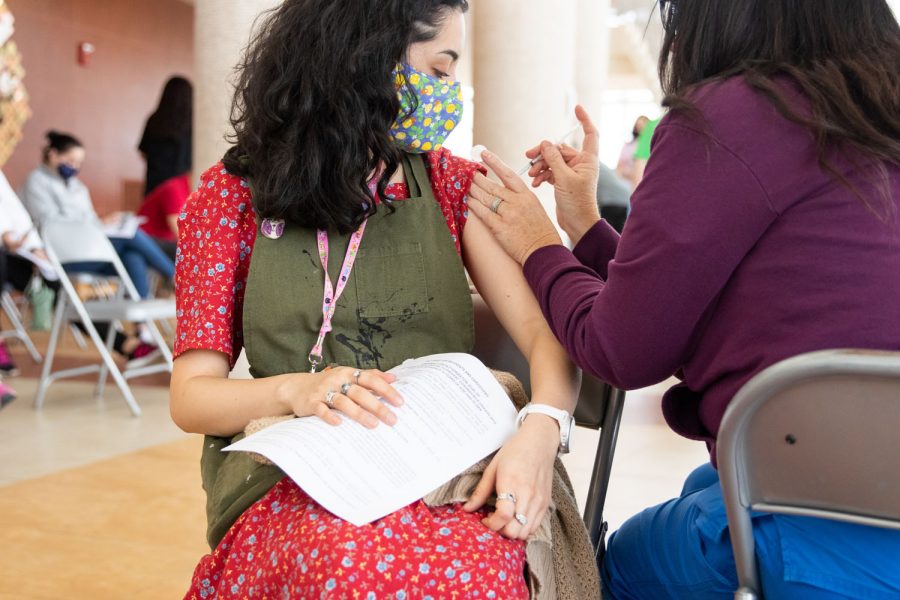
[
  {"x1": 717, "y1": 349, "x2": 900, "y2": 600},
  {"x1": 471, "y1": 294, "x2": 625, "y2": 559},
  {"x1": 36, "y1": 220, "x2": 176, "y2": 417},
  {"x1": 0, "y1": 287, "x2": 42, "y2": 363}
]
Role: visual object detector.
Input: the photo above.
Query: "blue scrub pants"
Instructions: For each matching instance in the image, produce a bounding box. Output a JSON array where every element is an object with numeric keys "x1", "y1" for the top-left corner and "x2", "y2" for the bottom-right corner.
[{"x1": 601, "y1": 464, "x2": 900, "y2": 599}]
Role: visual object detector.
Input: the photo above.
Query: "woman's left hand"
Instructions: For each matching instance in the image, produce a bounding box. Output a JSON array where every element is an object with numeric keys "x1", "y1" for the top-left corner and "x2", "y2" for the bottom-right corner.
[
  {"x1": 467, "y1": 152, "x2": 563, "y2": 265},
  {"x1": 463, "y1": 416, "x2": 560, "y2": 540}
]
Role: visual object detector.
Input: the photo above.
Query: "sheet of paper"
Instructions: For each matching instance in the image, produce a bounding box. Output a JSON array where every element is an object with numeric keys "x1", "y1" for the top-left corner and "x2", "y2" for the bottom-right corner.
[
  {"x1": 15, "y1": 248, "x2": 59, "y2": 281},
  {"x1": 225, "y1": 353, "x2": 518, "y2": 526},
  {"x1": 102, "y1": 214, "x2": 148, "y2": 239}
]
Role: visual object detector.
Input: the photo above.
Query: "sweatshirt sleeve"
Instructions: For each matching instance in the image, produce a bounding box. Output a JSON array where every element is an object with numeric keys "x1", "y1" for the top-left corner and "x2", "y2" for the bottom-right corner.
[{"x1": 523, "y1": 122, "x2": 779, "y2": 389}]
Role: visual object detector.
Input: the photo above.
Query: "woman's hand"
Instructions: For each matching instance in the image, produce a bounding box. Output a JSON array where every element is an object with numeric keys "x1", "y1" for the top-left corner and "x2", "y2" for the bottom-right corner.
[
  {"x1": 1, "y1": 231, "x2": 25, "y2": 252},
  {"x1": 525, "y1": 105, "x2": 602, "y2": 244},
  {"x1": 468, "y1": 154, "x2": 563, "y2": 265},
  {"x1": 101, "y1": 211, "x2": 125, "y2": 225},
  {"x1": 463, "y1": 416, "x2": 560, "y2": 540},
  {"x1": 276, "y1": 367, "x2": 405, "y2": 429}
]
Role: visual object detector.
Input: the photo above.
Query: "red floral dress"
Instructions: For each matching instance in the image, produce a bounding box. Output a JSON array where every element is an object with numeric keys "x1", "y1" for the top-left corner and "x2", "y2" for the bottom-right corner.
[{"x1": 176, "y1": 150, "x2": 529, "y2": 599}]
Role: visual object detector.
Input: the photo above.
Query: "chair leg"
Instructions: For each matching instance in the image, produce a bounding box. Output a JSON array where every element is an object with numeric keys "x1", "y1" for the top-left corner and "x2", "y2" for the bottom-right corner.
[
  {"x1": 68, "y1": 323, "x2": 88, "y2": 349},
  {"x1": 1, "y1": 291, "x2": 42, "y2": 363},
  {"x1": 584, "y1": 387, "x2": 627, "y2": 554},
  {"x1": 35, "y1": 296, "x2": 68, "y2": 410},
  {"x1": 144, "y1": 320, "x2": 174, "y2": 369},
  {"x1": 95, "y1": 322, "x2": 118, "y2": 399},
  {"x1": 77, "y1": 319, "x2": 142, "y2": 417}
]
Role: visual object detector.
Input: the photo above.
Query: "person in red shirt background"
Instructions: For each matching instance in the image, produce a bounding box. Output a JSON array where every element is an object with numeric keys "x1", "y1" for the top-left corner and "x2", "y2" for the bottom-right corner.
[{"x1": 138, "y1": 76, "x2": 192, "y2": 260}]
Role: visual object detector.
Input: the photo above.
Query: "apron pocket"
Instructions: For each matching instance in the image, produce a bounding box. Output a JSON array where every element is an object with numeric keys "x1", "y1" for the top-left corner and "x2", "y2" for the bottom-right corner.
[{"x1": 355, "y1": 242, "x2": 430, "y2": 318}]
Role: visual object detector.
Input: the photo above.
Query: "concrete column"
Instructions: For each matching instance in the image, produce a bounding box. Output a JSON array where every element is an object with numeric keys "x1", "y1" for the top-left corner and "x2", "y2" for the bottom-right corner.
[
  {"x1": 193, "y1": 0, "x2": 282, "y2": 176},
  {"x1": 472, "y1": 0, "x2": 578, "y2": 167},
  {"x1": 575, "y1": 0, "x2": 611, "y2": 124}
]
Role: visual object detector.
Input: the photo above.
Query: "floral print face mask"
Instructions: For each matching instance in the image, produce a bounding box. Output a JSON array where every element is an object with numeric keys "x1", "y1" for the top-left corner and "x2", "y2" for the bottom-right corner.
[{"x1": 390, "y1": 63, "x2": 463, "y2": 154}]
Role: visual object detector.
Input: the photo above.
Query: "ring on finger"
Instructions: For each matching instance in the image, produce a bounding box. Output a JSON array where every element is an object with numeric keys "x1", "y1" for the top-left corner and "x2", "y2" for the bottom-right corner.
[
  {"x1": 514, "y1": 513, "x2": 528, "y2": 526},
  {"x1": 340, "y1": 382, "x2": 353, "y2": 395},
  {"x1": 490, "y1": 196, "x2": 504, "y2": 213},
  {"x1": 324, "y1": 390, "x2": 337, "y2": 409},
  {"x1": 496, "y1": 492, "x2": 517, "y2": 504},
  {"x1": 352, "y1": 369, "x2": 362, "y2": 384}
]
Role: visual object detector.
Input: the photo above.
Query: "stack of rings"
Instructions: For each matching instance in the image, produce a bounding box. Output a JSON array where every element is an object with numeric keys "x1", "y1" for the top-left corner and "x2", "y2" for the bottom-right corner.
[
  {"x1": 490, "y1": 196, "x2": 504, "y2": 214},
  {"x1": 497, "y1": 492, "x2": 528, "y2": 525},
  {"x1": 325, "y1": 370, "x2": 363, "y2": 409}
]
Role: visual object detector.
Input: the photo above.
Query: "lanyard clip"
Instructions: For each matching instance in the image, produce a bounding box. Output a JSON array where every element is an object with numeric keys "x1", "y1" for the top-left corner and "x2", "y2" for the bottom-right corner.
[{"x1": 308, "y1": 352, "x2": 324, "y2": 373}]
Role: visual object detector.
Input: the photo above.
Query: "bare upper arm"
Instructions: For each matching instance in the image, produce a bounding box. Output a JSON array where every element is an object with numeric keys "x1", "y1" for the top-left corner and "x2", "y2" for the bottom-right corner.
[
  {"x1": 172, "y1": 349, "x2": 231, "y2": 387},
  {"x1": 462, "y1": 214, "x2": 552, "y2": 358},
  {"x1": 166, "y1": 213, "x2": 179, "y2": 236}
]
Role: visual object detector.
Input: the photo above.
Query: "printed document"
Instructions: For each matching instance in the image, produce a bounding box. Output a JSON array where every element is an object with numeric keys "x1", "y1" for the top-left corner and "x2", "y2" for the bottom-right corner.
[
  {"x1": 225, "y1": 353, "x2": 518, "y2": 526},
  {"x1": 102, "y1": 213, "x2": 147, "y2": 239}
]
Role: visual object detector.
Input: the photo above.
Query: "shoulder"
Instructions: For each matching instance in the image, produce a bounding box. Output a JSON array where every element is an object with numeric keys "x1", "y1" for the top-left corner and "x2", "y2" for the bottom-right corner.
[
  {"x1": 184, "y1": 163, "x2": 254, "y2": 221},
  {"x1": 664, "y1": 76, "x2": 807, "y2": 149},
  {"x1": 425, "y1": 148, "x2": 485, "y2": 202},
  {"x1": 22, "y1": 168, "x2": 45, "y2": 188}
]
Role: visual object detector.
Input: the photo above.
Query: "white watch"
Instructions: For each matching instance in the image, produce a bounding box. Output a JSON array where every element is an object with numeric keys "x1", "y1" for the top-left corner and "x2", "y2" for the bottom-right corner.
[{"x1": 516, "y1": 403, "x2": 573, "y2": 454}]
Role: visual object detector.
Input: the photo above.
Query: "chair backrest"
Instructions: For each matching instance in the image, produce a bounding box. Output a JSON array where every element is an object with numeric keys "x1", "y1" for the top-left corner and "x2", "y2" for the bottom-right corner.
[
  {"x1": 717, "y1": 349, "x2": 900, "y2": 595},
  {"x1": 41, "y1": 220, "x2": 142, "y2": 301}
]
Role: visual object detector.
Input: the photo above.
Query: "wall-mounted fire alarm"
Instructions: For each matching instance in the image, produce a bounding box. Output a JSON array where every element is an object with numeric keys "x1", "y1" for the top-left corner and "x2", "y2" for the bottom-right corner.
[{"x1": 77, "y1": 42, "x2": 95, "y2": 66}]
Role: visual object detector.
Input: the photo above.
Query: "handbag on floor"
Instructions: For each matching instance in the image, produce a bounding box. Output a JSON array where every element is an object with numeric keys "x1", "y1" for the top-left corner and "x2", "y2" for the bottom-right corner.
[{"x1": 26, "y1": 275, "x2": 54, "y2": 331}]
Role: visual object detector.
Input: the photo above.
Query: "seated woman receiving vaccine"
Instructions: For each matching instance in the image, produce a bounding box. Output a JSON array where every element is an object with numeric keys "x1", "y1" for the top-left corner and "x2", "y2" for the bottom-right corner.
[{"x1": 170, "y1": 1, "x2": 592, "y2": 597}]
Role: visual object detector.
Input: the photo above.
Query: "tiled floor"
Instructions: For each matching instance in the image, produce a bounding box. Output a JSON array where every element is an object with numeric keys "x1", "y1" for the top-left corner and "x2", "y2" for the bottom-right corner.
[{"x1": 0, "y1": 339, "x2": 709, "y2": 598}]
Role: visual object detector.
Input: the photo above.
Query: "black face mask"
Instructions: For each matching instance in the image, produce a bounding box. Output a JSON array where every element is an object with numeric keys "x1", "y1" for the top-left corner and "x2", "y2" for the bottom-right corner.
[{"x1": 57, "y1": 164, "x2": 79, "y2": 181}]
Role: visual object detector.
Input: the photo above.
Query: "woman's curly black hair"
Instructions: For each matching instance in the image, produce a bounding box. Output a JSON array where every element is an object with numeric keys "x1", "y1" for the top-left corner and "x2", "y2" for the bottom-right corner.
[{"x1": 222, "y1": 0, "x2": 468, "y2": 234}]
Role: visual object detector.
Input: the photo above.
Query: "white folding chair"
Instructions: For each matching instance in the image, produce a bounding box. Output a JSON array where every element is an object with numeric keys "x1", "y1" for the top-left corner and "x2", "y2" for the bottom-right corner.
[
  {"x1": 471, "y1": 293, "x2": 625, "y2": 559},
  {"x1": 36, "y1": 220, "x2": 176, "y2": 417},
  {"x1": 717, "y1": 349, "x2": 900, "y2": 600},
  {"x1": 0, "y1": 286, "x2": 42, "y2": 363}
]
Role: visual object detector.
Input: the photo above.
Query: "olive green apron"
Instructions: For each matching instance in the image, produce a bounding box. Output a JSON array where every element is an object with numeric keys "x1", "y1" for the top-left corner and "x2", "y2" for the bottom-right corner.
[{"x1": 200, "y1": 153, "x2": 474, "y2": 549}]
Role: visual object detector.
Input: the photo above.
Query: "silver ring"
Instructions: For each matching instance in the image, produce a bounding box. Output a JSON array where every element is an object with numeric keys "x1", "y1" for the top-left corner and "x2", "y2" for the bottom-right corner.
[
  {"x1": 340, "y1": 382, "x2": 353, "y2": 395},
  {"x1": 490, "y1": 196, "x2": 504, "y2": 214},
  {"x1": 496, "y1": 493, "x2": 517, "y2": 504},
  {"x1": 515, "y1": 513, "x2": 528, "y2": 526},
  {"x1": 352, "y1": 369, "x2": 362, "y2": 384},
  {"x1": 324, "y1": 390, "x2": 337, "y2": 409}
]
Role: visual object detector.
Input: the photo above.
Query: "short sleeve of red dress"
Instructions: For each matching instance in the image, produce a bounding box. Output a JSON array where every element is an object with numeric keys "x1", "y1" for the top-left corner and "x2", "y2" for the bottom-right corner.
[
  {"x1": 424, "y1": 147, "x2": 484, "y2": 253},
  {"x1": 174, "y1": 163, "x2": 256, "y2": 367}
]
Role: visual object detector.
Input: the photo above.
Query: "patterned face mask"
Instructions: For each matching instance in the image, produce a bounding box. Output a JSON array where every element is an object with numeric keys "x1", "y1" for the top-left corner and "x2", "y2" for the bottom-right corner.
[{"x1": 390, "y1": 64, "x2": 463, "y2": 154}]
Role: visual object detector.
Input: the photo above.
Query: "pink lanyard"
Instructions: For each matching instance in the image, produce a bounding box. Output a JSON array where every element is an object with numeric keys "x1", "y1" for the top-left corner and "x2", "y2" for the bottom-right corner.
[{"x1": 307, "y1": 177, "x2": 379, "y2": 372}]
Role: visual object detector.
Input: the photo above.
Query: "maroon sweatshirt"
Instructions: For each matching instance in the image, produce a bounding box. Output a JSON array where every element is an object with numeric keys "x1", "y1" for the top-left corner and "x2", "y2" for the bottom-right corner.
[{"x1": 523, "y1": 76, "x2": 900, "y2": 460}]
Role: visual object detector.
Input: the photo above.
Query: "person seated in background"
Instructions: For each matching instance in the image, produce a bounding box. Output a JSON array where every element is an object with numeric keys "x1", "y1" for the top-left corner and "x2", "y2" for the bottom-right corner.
[
  {"x1": 20, "y1": 130, "x2": 175, "y2": 300},
  {"x1": 0, "y1": 168, "x2": 159, "y2": 370},
  {"x1": 596, "y1": 163, "x2": 631, "y2": 233},
  {"x1": 138, "y1": 76, "x2": 193, "y2": 261},
  {"x1": 615, "y1": 115, "x2": 648, "y2": 186},
  {"x1": 0, "y1": 246, "x2": 17, "y2": 405}
]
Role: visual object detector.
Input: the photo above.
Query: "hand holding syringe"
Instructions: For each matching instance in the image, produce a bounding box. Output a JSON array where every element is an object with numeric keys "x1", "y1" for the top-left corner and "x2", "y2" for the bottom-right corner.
[{"x1": 472, "y1": 125, "x2": 581, "y2": 176}]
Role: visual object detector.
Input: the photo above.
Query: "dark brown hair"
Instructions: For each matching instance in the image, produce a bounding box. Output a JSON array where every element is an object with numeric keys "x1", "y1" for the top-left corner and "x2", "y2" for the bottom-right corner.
[
  {"x1": 222, "y1": 0, "x2": 469, "y2": 234},
  {"x1": 658, "y1": 0, "x2": 900, "y2": 208},
  {"x1": 42, "y1": 130, "x2": 83, "y2": 163}
]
